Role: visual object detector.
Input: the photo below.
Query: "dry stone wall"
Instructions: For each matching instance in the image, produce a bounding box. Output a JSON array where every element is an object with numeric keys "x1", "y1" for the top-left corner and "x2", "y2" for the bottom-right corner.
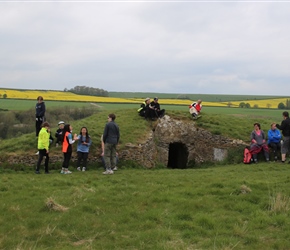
[{"x1": 120, "y1": 115, "x2": 246, "y2": 168}]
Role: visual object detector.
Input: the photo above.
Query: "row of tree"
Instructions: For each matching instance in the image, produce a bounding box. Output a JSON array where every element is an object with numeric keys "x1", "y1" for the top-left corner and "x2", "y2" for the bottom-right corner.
[
  {"x1": 64, "y1": 86, "x2": 108, "y2": 97},
  {"x1": 0, "y1": 94, "x2": 8, "y2": 98},
  {"x1": 238, "y1": 99, "x2": 290, "y2": 109}
]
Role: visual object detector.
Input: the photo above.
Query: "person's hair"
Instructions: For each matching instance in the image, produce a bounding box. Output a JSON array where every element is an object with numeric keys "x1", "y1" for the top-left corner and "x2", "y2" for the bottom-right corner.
[
  {"x1": 42, "y1": 121, "x2": 50, "y2": 128},
  {"x1": 37, "y1": 96, "x2": 43, "y2": 101},
  {"x1": 283, "y1": 111, "x2": 289, "y2": 118},
  {"x1": 254, "y1": 122, "x2": 261, "y2": 129},
  {"x1": 62, "y1": 124, "x2": 71, "y2": 142},
  {"x1": 108, "y1": 113, "x2": 116, "y2": 121},
  {"x1": 79, "y1": 126, "x2": 90, "y2": 143},
  {"x1": 270, "y1": 122, "x2": 276, "y2": 127}
]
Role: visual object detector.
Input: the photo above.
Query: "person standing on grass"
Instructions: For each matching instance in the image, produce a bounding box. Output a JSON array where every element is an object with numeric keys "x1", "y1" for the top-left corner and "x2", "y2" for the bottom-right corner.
[
  {"x1": 102, "y1": 113, "x2": 120, "y2": 175},
  {"x1": 35, "y1": 122, "x2": 50, "y2": 174},
  {"x1": 267, "y1": 123, "x2": 282, "y2": 161},
  {"x1": 35, "y1": 96, "x2": 46, "y2": 137},
  {"x1": 61, "y1": 124, "x2": 78, "y2": 174},
  {"x1": 55, "y1": 121, "x2": 65, "y2": 147},
  {"x1": 76, "y1": 127, "x2": 92, "y2": 172},
  {"x1": 276, "y1": 111, "x2": 290, "y2": 163},
  {"x1": 101, "y1": 134, "x2": 119, "y2": 171}
]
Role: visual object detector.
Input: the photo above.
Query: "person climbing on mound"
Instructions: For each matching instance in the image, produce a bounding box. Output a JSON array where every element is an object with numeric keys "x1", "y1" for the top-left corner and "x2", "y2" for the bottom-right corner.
[{"x1": 189, "y1": 99, "x2": 202, "y2": 119}]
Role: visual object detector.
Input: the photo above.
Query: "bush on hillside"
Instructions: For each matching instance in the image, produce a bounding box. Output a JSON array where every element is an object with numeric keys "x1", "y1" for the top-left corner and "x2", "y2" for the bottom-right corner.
[{"x1": 0, "y1": 106, "x2": 97, "y2": 140}]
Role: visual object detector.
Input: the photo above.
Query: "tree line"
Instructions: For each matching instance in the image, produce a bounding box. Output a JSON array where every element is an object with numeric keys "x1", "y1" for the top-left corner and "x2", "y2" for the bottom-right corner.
[
  {"x1": 64, "y1": 86, "x2": 108, "y2": 97},
  {"x1": 238, "y1": 99, "x2": 290, "y2": 109}
]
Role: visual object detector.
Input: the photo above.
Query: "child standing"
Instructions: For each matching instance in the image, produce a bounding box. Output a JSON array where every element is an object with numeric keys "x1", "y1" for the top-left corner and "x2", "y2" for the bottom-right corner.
[
  {"x1": 76, "y1": 127, "x2": 92, "y2": 172},
  {"x1": 35, "y1": 122, "x2": 50, "y2": 174},
  {"x1": 61, "y1": 124, "x2": 78, "y2": 174}
]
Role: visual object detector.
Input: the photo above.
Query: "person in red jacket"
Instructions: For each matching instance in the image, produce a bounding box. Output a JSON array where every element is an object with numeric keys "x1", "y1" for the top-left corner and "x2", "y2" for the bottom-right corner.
[{"x1": 189, "y1": 99, "x2": 202, "y2": 119}]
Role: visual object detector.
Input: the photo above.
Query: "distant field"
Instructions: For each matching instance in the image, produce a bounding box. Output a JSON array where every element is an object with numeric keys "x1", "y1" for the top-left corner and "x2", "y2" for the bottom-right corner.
[{"x1": 0, "y1": 88, "x2": 289, "y2": 109}]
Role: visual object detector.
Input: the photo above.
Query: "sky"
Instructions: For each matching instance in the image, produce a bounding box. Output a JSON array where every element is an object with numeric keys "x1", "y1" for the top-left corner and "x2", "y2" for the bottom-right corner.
[{"x1": 1, "y1": 1, "x2": 290, "y2": 96}]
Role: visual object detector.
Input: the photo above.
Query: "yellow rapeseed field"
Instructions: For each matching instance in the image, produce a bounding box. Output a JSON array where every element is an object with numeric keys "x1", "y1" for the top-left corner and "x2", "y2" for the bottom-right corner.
[{"x1": 0, "y1": 88, "x2": 289, "y2": 108}]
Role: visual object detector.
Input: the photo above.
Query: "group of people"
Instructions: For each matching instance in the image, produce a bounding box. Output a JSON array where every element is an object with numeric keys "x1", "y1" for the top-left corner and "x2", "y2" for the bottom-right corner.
[
  {"x1": 250, "y1": 111, "x2": 290, "y2": 163},
  {"x1": 137, "y1": 97, "x2": 203, "y2": 121},
  {"x1": 137, "y1": 97, "x2": 165, "y2": 120},
  {"x1": 35, "y1": 96, "x2": 120, "y2": 175}
]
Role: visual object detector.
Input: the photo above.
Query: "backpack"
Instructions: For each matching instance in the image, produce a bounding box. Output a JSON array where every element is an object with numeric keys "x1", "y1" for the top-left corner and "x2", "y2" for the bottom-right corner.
[{"x1": 243, "y1": 146, "x2": 252, "y2": 164}]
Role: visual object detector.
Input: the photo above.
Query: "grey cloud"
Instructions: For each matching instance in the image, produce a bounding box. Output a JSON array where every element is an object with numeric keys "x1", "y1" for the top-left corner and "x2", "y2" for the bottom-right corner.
[{"x1": 0, "y1": 2, "x2": 290, "y2": 95}]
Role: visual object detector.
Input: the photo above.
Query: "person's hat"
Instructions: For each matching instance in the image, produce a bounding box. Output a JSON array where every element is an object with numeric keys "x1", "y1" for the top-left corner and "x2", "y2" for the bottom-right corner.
[
  {"x1": 58, "y1": 121, "x2": 65, "y2": 125},
  {"x1": 145, "y1": 97, "x2": 150, "y2": 101},
  {"x1": 154, "y1": 97, "x2": 158, "y2": 101}
]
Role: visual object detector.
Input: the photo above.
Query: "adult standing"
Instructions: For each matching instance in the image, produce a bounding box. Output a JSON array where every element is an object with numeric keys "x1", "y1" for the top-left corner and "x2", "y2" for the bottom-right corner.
[
  {"x1": 102, "y1": 113, "x2": 120, "y2": 175},
  {"x1": 35, "y1": 96, "x2": 46, "y2": 137},
  {"x1": 276, "y1": 111, "x2": 290, "y2": 163},
  {"x1": 35, "y1": 122, "x2": 50, "y2": 174},
  {"x1": 267, "y1": 123, "x2": 282, "y2": 161}
]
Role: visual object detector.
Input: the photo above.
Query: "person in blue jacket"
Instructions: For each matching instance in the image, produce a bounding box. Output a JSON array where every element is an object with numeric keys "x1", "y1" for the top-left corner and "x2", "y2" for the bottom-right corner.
[
  {"x1": 268, "y1": 123, "x2": 282, "y2": 161},
  {"x1": 76, "y1": 127, "x2": 92, "y2": 172}
]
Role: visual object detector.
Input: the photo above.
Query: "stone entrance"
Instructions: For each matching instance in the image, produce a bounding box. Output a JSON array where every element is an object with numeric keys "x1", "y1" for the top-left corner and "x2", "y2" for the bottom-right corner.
[{"x1": 167, "y1": 142, "x2": 189, "y2": 169}]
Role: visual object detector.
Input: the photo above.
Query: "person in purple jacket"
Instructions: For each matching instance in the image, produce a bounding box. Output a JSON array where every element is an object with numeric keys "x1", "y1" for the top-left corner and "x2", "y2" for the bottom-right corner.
[{"x1": 267, "y1": 123, "x2": 282, "y2": 161}]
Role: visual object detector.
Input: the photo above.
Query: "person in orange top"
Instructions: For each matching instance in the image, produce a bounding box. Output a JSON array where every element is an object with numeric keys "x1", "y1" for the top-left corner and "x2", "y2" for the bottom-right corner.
[{"x1": 61, "y1": 124, "x2": 78, "y2": 174}]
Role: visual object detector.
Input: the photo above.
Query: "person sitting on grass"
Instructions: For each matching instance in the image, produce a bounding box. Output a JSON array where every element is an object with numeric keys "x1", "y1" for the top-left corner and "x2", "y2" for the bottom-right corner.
[
  {"x1": 189, "y1": 99, "x2": 202, "y2": 119},
  {"x1": 250, "y1": 122, "x2": 270, "y2": 163},
  {"x1": 137, "y1": 97, "x2": 151, "y2": 118},
  {"x1": 267, "y1": 123, "x2": 282, "y2": 161},
  {"x1": 149, "y1": 97, "x2": 165, "y2": 119}
]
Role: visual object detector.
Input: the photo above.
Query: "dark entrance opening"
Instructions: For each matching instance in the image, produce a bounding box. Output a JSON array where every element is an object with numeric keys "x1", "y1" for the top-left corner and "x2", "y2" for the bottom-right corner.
[{"x1": 167, "y1": 142, "x2": 189, "y2": 169}]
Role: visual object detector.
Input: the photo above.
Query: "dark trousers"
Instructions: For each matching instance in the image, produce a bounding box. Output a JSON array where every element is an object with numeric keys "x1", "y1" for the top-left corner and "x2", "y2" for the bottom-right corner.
[
  {"x1": 268, "y1": 142, "x2": 281, "y2": 158},
  {"x1": 62, "y1": 151, "x2": 72, "y2": 169},
  {"x1": 36, "y1": 149, "x2": 49, "y2": 172},
  {"x1": 77, "y1": 152, "x2": 88, "y2": 169},
  {"x1": 35, "y1": 117, "x2": 44, "y2": 136}
]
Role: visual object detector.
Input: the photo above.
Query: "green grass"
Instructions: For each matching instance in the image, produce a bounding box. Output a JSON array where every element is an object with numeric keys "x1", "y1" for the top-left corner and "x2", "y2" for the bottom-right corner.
[{"x1": 1, "y1": 164, "x2": 290, "y2": 249}]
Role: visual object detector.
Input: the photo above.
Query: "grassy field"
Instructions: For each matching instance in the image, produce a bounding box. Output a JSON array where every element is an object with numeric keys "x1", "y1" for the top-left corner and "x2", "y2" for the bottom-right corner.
[
  {"x1": 1, "y1": 94, "x2": 290, "y2": 249},
  {"x1": 1, "y1": 164, "x2": 290, "y2": 249}
]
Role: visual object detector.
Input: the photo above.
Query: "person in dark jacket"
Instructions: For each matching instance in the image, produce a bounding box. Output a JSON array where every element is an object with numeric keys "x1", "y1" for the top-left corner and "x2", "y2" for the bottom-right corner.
[
  {"x1": 102, "y1": 113, "x2": 120, "y2": 175},
  {"x1": 137, "y1": 97, "x2": 151, "y2": 118},
  {"x1": 149, "y1": 97, "x2": 165, "y2": 119},
  {"x1": 276, "y1": 111, "x2": 290, "y2": 163},
  {"x1": 55, "y1": 121, "x2": 65, "y2": 147},
  {"x1": 35, "y1": 96, "x2": 46, "y2": 137}
]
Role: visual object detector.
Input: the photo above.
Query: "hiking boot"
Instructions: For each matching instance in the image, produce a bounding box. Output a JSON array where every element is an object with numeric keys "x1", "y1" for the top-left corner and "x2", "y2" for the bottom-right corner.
[
  {"x1": 45, "y1": 172, "x2": 50, "y2": 174},
  {"x1": 35, "y1": 171, "x2": 40, "y2": 174},
  {"x1": 77, "y1": 167, "x2": 81, "y2": 171},
  {"x1": 82, "y1": 167, "x2": 86, "y2": 172},
  {"x1": 113, "y1": 167, "x2": 118, "y2": 171},
  {"x1": 60, "y1": 168, "x2": 65, "y2": 174}
]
